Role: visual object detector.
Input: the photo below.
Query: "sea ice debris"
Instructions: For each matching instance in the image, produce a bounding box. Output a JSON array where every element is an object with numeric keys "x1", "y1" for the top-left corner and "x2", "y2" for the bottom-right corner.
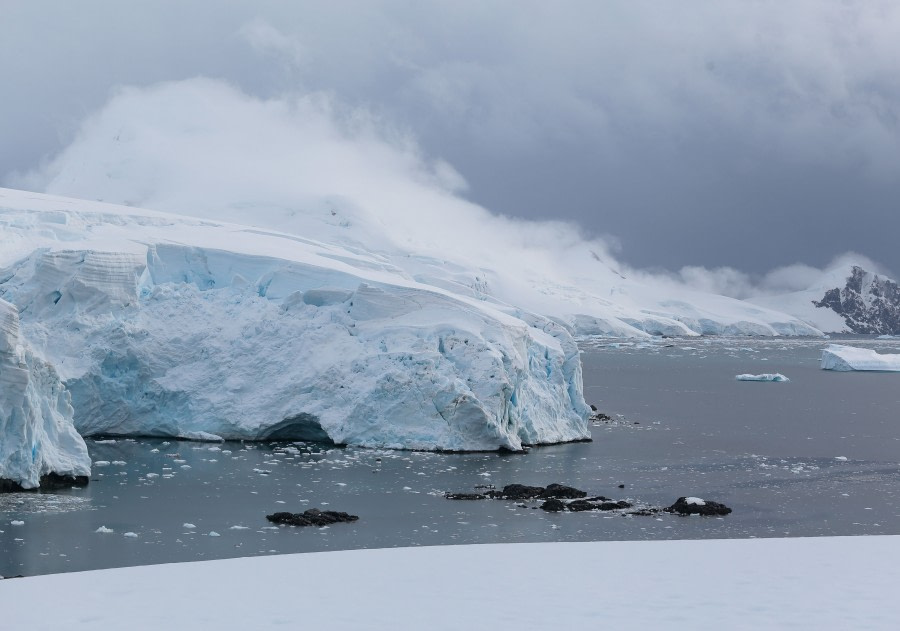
[{"x1": 735, "y1": 373, "x2": 789, "y2": 382}]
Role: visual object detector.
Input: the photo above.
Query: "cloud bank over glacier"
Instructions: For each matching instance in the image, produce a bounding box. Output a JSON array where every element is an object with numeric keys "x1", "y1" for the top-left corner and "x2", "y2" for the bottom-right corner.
[
  {"x1": 10, "y1": 77, "x2": 888, "y2": 310},
  {"x1": 3, "y1": 2, "x2": 900, "y2": 273}
]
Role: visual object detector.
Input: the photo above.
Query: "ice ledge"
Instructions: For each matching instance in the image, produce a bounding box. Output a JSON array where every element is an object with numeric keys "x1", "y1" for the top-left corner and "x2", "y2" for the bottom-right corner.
[
  {"x1": 2, "y1": 244, "x2": 591, "y2": 452},
  {"x1": 0, "y1": 299, "x2": 91, "y2": 490}
]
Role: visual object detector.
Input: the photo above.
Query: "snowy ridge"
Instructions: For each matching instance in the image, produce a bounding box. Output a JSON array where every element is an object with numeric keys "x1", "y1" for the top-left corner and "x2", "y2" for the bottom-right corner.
[
  {"x1": 0, "y1": 189, "x2": 590, "y2": 450},
  {"x1": 0, "y1": 298, "x2": 90, "y2": 489},
  {"x1": 750, "y1": 263, "x2": 900, "y2": 334}
]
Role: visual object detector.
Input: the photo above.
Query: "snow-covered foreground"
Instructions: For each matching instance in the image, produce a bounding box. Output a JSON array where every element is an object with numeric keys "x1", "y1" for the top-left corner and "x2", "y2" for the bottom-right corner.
[
  {"x1": 2, "y1": 537, "x2": 897, "y2": 630},
  {"x1": 821, "y1": 344, "x2": 900, "y2": 372}
]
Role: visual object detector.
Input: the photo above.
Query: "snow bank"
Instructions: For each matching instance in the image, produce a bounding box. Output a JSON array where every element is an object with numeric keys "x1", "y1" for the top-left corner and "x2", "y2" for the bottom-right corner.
[
  {"x1": 820, "y1": 345, "x2": 900, "y2": 372},
  {"x1": 1, "y1": 537, "x2": 898, "y2": 629},
  {"x1": 0, "y1": 191, "x2": 589, "y2": 451},
  {"x1": 0, "y1": 299, "x2": 90, "y2": 489},
  {"x1": 735, "y1": 373, "x2": 790, "y2": 382}
]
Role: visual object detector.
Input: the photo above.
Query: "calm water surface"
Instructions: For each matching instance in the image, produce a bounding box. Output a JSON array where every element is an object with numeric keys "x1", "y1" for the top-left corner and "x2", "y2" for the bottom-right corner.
[{"x1": 2, "y1": 336, "x2": 899, "y2": 576}]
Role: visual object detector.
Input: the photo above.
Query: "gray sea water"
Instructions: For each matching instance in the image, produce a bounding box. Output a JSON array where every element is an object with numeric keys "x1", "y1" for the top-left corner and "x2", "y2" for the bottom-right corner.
[{"x1": 2, "y1": 336, "x2": 898, "y2": 577}]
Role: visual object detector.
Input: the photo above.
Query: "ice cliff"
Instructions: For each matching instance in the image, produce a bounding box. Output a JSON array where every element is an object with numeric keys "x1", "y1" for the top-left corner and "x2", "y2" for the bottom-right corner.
[
  {"x1": 0, "y1": 298, "x2": 90, "y2": 490},
  {"x1": 0, "y1": 190, "x2": 590, "y2": 451}
]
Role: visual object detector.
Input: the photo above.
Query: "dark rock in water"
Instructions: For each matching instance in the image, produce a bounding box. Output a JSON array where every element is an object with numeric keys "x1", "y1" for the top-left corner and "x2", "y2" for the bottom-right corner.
[
  {"x1": 0, "y1": 473, "x2": 89, "y2": 493},
  {"x1": 618, "y1": 484, "x2": 625, "y2": 489},
  {"x1": 566, "y1": 499, "x2": 597, "y2": 512},
  {"x1": 40, "y1": 473, "x2": 89, "y2": 490},
  {"x1": 487, "y1": 483, "x2": 587, "y2": 500},
  {"x1": 665, "y1": 497, "x2": 732, "y2": 516},
  {"x1": 540, "y1": 498, "x2": 567, "y2": 512},
  {"x1": 590, "y1": 411, "x2": 612, "y2": 422},
  {"x1": 540, "y1": 483, "x2": 587, "y2": 499},
  {"x1": 445, "y1": 492, "x2": 486, "y2": 500},
  {"x1": 627, "y1": 508, "x2": 661, "y2": 517},
  {"x1": 585, "y1": 495, "x2": 611, "y2": 502},
  {"x1": 487, "y1": 484, "x2": 547, "y2": 500},
  {"x1": 813, "y1": 265, "x2": 900, "y2": 334},
  {"x1": 266, "y1": 508, "x2": 359, "y2": 527},
  {"x1": 599, "y1": 500, "x2": 632, "y2": 511},
  {"x1": 542, "y1": 498, "x2": 633, "y2": 512}
]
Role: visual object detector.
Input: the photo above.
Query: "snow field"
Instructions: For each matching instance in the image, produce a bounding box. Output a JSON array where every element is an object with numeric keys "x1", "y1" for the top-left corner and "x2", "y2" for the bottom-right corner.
[{"x1": 1, "y1": 537, "x2": 898, "y2": 630}]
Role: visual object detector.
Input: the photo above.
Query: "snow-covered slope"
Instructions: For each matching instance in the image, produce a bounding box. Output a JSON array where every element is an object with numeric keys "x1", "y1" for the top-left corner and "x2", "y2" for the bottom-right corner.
[
  {"x1": 0, "y1": 298, "x2": 90, "y2": 490},
  {"x1": 0, "y1": 188, "x2": 589, "y2": 451},
  {"x1": 3, "y1": 538, "x2": 899, "y2": 630},
  {"x1": 750, "y1": 264, "x2": 900, "y2": 334}
]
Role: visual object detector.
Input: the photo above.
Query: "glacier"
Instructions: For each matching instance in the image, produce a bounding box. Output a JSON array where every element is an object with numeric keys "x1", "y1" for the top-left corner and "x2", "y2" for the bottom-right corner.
[
  {"x1": 0, "y1": 189, "x2": 591, "y2": 451},
  {"x1": 0, "y1": 298, "x2": 90, "y2": 490},
  {"x1": 0, "y1": 186, "x2": 832, "y2": 456},
  {"x1": 820, "y1": 345, "x2": 900, "y2": 372}
]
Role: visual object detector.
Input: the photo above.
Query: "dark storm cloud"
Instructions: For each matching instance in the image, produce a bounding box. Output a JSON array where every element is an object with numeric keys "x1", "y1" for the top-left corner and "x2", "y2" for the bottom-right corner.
[{"x1": 2, "y1": 0, "x2": 898, "y2": 276}]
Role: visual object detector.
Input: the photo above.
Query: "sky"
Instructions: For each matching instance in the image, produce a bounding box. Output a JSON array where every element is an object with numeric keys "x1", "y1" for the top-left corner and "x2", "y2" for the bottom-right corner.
[{"x1": 1, "y1": 0, "x2": 898, "y2": 282}]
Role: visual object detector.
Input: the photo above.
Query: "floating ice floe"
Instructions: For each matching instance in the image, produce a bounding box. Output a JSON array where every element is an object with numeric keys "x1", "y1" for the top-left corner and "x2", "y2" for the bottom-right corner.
[
  {"x1": 735, "y1": 373, "x2": 790, "y2": 382},
  {"x1": 820, "y1": 345, "x2": 900, "y2": 372},
  {"x1": 95, "y1": 526, "x2": 114, "y2": 533}
]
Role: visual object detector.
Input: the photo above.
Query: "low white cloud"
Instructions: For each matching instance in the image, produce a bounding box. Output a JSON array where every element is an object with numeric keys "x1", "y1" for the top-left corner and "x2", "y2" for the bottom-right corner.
[{"x1": 8, "y1": 77, "x2": 892, "y2": 316}]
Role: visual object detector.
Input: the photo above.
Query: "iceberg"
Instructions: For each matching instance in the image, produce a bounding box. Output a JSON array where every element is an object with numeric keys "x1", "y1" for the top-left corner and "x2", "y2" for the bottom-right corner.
[
  {"x1": 0, "y1": 298, "x2": 90, "y2": 490},
  {"x1": 820, "y1": 345, "x2": 900, "y2": 372},
  {"x1": 735, "y1": 373, "x2": 790, "y2": 382}
]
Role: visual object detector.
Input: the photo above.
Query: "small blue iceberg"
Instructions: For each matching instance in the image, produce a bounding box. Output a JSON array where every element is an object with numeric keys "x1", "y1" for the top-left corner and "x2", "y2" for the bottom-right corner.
[{"x1": 735, "y1": 373, "x2": 789, "y2": 382}]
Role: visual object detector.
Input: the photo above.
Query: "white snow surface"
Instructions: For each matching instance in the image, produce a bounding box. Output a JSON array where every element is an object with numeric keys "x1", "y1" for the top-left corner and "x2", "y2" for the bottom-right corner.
[
  {"x1": 735, "y1": 373, "x2": 790, "y2": 382},
  {"x1": 820, "y1": 344, "x2": 900, "y2": 372},
  {"x1": 0, "y1": 188, "x2": 590, "y2": 450},
  {"x1": 0, "y1": 298, "x2": 90, "y2": 488},
  {"x1": 2, "y1": 537, "x2": 898, "y2": 630}
]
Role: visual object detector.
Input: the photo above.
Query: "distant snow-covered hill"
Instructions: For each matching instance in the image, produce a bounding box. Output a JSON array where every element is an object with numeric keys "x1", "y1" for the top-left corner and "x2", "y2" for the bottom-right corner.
[{"x1": 749, "y1": 264, "x2": 900, "y2": 334}]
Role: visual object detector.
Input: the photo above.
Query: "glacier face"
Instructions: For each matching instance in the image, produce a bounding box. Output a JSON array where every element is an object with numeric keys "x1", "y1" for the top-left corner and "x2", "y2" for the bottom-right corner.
[
  {"x1": 0, "y1": 298, "x2": 90, "y2": 490},
  {"x1": 0, "y1": 186, "x2": 830, "y2": 454},
  {"x1": 0, "y1": 194, "x2": 590, "y2": 451}
]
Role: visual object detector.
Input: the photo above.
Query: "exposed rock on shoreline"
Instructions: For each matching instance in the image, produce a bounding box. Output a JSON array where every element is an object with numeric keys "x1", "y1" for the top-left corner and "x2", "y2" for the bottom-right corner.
[{"x1": 266, "y1": 508, "x2": 359, "y2": 527}]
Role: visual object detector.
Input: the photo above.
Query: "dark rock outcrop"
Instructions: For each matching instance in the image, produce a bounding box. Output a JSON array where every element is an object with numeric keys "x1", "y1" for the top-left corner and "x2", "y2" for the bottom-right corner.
[
  {"x1": 664, "y1": 497, "x2": 732, "y2": 516},
  {"x1": 0, "y1": 473, "x2": 89, "y2": 493},
  {"x1": 266, "y1": 508, "x2": 359, "y2": 527},
  {"x1": 540, "y1": 483, "x2": 588, "y2": 499},
  {"x1": 486, "y1": 484, "x2": 547, "y2": 500},
  {"x1": 813, "y1": 266, "x2": 900, "y2": 334},
  {"x1": 483, "y1": 483, "x2": 588, "y2": 500},
  {"x1": 540, "y1": 498, "x2": 567, "y2": 512},
  {"x1": 541, "y1": 498, "x2": 632, "y2": 512},
  {"x1": 444, "y1": 492, "x2": 486, "y2": 500}
]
